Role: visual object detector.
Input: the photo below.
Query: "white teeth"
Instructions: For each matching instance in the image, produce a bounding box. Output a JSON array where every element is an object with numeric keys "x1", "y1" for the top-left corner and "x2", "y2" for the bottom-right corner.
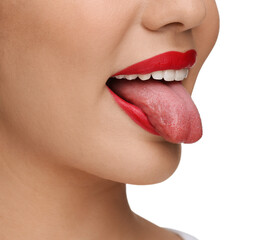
[
  {"x1": 114, "y1": 68, "x2": 189, "y2": 81},
  {"x1": 164, "y1": 70, "x2": 176, "y2": 81},
  {"x1": 125, "y1": 74, "x2": 137, "y2": 80},
  {"x1": 151, "y1": 70, "x2": 164, "y2": 80},
  {"x1": 115, "y1": 75, "x2": 125, "y2": 79},
  {"x1": 175, "y1": 68, "x2": 188, "y2": 81},
  {"x1": 138, "y1": 73, "x2": 151, "y2": 80}
]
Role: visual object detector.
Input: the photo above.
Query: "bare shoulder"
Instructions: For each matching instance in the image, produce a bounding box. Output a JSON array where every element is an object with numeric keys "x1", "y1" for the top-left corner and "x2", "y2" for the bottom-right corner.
[{"x1": 133, "y1": 213, "x2": 183, "y2": 240}]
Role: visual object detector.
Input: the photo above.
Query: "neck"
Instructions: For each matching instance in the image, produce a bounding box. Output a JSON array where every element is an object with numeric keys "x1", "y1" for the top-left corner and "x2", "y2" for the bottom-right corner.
[{"x1": 0, "y1": 131, "x2": 139, "y2": 240}]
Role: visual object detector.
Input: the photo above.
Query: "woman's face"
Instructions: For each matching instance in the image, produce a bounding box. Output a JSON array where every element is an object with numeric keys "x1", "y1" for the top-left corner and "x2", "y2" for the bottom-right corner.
[{"x1": 0, "y1": 0, "x2": 219, "y2": 184}]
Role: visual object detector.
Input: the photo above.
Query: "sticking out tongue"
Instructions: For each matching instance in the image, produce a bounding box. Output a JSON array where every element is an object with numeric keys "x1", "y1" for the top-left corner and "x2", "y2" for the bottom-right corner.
[{"x1": 108, "y1": 78, "x2": 202, "y2": 143}]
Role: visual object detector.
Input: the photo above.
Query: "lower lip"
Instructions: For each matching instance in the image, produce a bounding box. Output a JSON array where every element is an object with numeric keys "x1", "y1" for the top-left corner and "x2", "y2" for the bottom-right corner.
[{"x1": 106, "y1": 86, "x2": 160, "y2": 136}]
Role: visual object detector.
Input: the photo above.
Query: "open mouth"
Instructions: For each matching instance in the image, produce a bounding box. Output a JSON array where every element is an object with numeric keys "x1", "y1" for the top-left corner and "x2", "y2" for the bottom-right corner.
[
  {"x1": 106, "y1": 74, "x2": 185, "y2": 94},
  {"x1": 106, "y1": 66, "x2": 189, "y2": 109},
  {"x1": 106, "y1": 67, "x2": 191, "y2": 100},
  {"x1": 105, "y1": 50, "x2": 202, "y2": 144},
  {"x1": 106, "y1": 68, "x2": 203, "y2": 144}
]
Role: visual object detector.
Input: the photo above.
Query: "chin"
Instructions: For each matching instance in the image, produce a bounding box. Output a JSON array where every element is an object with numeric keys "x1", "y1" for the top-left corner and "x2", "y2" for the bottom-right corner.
[
  {"x1": 109, "y1": 141, "x2": 182, "y2": 185},
  {"x1": 62, "y1": 132, "x2": 182, "y2": 186}
]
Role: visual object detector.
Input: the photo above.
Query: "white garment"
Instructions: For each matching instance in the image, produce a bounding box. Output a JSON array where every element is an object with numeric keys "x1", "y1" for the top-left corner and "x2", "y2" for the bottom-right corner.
[{"x1": 164, "y1": 227, "x2": 198, "y2": 240}]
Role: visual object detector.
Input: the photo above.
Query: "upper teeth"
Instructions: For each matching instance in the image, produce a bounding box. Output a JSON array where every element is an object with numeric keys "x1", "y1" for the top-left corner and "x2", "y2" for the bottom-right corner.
[{"x1": 114, "y1": 68, "x2": 189, "y2": 81}]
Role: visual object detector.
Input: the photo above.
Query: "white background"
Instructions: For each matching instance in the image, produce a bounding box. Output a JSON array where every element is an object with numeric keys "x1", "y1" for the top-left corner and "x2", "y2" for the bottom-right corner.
[{"x1": 127, "y1": 1, "x2": 278, "y2": 240}]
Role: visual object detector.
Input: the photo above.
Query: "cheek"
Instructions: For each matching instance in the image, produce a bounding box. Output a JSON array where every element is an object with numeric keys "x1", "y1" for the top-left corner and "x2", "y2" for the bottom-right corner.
[
  {"x1": 1, "y1": 0, "x2": 161, "y2": 181},
  {"x1": 4, "y1": 0, "x2": 138, "y2": 70},
  {"x1": 33, "y1": 1, "x2": 138, "y2": 67}
]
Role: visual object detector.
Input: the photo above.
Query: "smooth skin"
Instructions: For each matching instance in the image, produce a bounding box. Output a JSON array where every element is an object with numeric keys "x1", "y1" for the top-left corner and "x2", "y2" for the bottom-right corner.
[{"x1": 0, "y1": 0, "x2": 219, "y2": 239}]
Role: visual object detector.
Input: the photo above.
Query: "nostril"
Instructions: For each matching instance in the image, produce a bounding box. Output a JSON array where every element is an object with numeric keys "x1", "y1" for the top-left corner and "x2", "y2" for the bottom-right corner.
[
  {"x1": 141, "y1": 0, "x2": 206, "y2": 33},
  {"x1": 164, "y1": 22, "x2": 184, "y2": 28},
  {"x1": 161, "y1": 22, "x2": 185, "y2": 32}
]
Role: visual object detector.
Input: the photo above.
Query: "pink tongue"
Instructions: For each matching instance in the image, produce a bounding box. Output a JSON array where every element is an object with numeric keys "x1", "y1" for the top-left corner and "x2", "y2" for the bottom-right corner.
[{"x1": 109, "y1": 79, "x2": 202, "y2": 143}]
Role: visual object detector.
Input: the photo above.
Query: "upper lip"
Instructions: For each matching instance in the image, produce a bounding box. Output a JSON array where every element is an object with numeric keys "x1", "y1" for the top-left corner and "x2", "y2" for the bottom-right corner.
[{"x1": 111, "y1": 49, "x2": 197, "y2": 77}]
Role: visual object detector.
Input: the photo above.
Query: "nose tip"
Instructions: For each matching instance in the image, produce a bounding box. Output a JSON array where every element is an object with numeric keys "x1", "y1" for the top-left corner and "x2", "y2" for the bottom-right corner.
[{"x1": 141, "y1": 0, "x2": 206, "y2": 33}]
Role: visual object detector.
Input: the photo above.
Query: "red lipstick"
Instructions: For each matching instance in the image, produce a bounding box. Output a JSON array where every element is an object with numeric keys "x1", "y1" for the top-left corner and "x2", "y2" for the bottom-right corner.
[{"x1": 112, "y1": 49, "x2": 197, "y2": 76}]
